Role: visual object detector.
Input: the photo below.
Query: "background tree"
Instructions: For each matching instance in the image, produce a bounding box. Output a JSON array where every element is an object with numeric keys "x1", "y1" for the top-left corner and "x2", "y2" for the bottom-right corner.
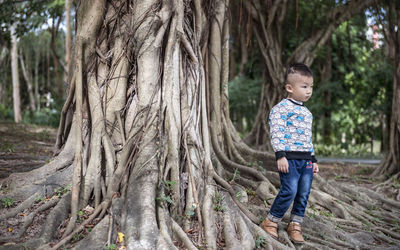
[
  {"x1": 371, "y1": 1, "x2": 400, "y2": 177},
  {"x1": 242, "y1": 0, "x2": 376, "y2": 148}
]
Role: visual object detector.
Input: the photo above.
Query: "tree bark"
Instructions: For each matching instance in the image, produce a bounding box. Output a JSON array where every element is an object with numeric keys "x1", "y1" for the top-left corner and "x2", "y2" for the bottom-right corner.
[{"x1": 10, "y1": 23, "x2": 22, "y2": 123}]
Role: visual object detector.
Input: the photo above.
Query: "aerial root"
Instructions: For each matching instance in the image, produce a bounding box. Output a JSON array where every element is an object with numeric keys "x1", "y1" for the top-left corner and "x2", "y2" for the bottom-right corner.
[
  {"x1": 0, "y1": 191, "x2": 40, "y2": 221},
  {"x1": 210, "y1": 127, "x2": 268, "y2": 182},
  {"x1": 212, "y1": 172, "x2": 258, "y2": 223},
  {"x1": 234, "y1": 213, "x2": 256, "y2": 249},
  {"x1": 16, "y1": 197, "x2": 60, "y2": 239},
  {"x1": 222, "y1": 207, "x2": 242, "y2": 249},
  {"x1": 50, "y1": 199, "x2": 110, "y2": 250},
  {"x1": 308, "y1": 189, "x2": 351, "y2": 219},
  {"x1": 373, "y1": 226, "x2": 400, "y2": 241},
  {"x1": 171, "y1": 218, "x2": 197, "y2": 250}
]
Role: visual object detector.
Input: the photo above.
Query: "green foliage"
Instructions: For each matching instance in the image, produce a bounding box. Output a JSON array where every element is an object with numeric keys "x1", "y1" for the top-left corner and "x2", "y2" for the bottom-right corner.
[
  {"x1": 230, "y1": 168, "x2": 240, "y2": 182},
  {"x1": 22, "y1": 107, "x2": 61, "y2": 128},
  {"x1": 1, "y1": 197, "x2": 15, "y2": 208},
  {"x1": 34, "y1": 195, "x2": 45, "y2": 203},
  {"x1": 104, "y1": 244, "x2": 118, "y2": 250},
  {"x1": 255, "y1": 236, "x2": 266, "y2": 248},
  {"x1": 212, "y1": 192, "x2": 226, "y2": 212},
  {"x1": 229, "y1": 76, "x2": 262, "y2": 134},
  {"x1": 72, "y1": 233, "x2": 83, "y2": 242},
  {"x1": 0, "y1": 104, "x2": 13, "y2": 121},
  {"x1": 0, "y1": 140, "x2": 14, "y2": 153},
  {"x1": 156, "y1": 195, "x2": 174, "y2": 205},
  {"x1": 54, "y1": 184, "x2": 71, "y2": 197},
  {"x1": 185, "y1": 204, "x2": 196, "y2": 218}
]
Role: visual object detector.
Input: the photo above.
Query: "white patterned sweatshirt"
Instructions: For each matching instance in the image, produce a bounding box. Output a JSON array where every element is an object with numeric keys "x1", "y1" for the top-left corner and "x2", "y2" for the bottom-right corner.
[{"x1": 268, "y1": 98, "x2": 317, "y2": 163}]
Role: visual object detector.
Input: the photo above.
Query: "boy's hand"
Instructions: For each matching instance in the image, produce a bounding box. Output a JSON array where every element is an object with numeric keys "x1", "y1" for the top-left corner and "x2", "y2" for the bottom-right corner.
[
  {"x1": 313, "y1": 163, "x2": 319, "y2": 175},
  {"x1": 277, "y1": 157, "x2": 289, "y2": 173}
]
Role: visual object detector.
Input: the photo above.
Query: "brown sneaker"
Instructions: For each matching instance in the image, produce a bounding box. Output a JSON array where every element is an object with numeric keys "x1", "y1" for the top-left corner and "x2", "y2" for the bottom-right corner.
[
  {"x1": 260, "y1": 218, "x2": 278, "y2": 239},
  {"x1": 287, "y1": 222, "x2": 304, "y2": 244}
]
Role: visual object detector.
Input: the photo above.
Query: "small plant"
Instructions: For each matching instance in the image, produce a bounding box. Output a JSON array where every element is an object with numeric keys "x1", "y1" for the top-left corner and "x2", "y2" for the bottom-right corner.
[
  {"x1": 0, "y1": 141, "x2": 14, "y2": 153},
  {"x1": 1, "y1": 197, "x2": 15, "y2": 208},
  {"x1": 230, "y1": 168, "x2": 240, "y2": 182},
  {"x1": 72, "y1": 233, "x2": 83, "y2": 242},
  {"x1": 77, "y1": 210, "x2": 84, "y2": 223},
  {"x1": 156, "y1": 195, "x2": 174, "y2": 205},
  {"x1": 320, "y1": 210, "x2": 334, "y2": 218},
  {"x1": 103, "y1": 244, "x2": 118, "y2": 250},
  {"x1": 212, "y1": 192, "x2": 225, "y2": 212},
  {"x1": 54, "y1": 184, "x2": 71, "y2": 197},
  {"x1": 235, "y1": 191, "x2": 243, "y2": 200},
  {"x1": 163, "y1": 180, "x2": 177, "y2": 192},
  {"x1": 246, "y1": 189, "x2": 256, "y2": 196},
  {"x1": 185, "y1": 204, "x2": 196, "y2": 218},
  {"x1": 255, "y1": 236, "x2": 266, "y2": 248},
  {"x1": 34, "y1": 195, "x2": 45, "y2": 203}
]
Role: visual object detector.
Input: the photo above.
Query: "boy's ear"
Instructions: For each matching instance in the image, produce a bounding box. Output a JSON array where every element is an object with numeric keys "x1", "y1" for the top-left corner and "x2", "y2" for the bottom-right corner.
[{"x1": 285, "y1": 83, "x2": 293, "y2": 93}]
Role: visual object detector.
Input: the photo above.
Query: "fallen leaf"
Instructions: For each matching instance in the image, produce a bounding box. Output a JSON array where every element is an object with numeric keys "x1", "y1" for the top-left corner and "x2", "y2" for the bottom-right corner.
[
  {"x1": 118, "y1": 231, "x2": 125, "y2": 243},
  {"x1": 8, "y1": 227, "x2": 13, "y2": 232},
  {"x1": 118, "y1": 246, "x2": 126, "y2": 250}
]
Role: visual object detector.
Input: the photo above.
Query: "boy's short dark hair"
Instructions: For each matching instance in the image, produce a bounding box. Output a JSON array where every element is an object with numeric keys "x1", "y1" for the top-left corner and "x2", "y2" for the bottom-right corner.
[{"x1": 284, "y1": 63, "x2": 313, "y2": 84}]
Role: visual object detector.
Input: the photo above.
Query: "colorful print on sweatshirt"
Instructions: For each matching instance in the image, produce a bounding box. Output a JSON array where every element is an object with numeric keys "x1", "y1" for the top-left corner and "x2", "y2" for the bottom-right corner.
[{"x1": 268, "y1": 98, "x2": 315, "y2": 156}]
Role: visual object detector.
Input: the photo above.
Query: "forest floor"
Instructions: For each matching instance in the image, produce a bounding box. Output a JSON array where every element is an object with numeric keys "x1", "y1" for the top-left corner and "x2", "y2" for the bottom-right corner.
[{"x1": 0, "y1": 121, "x2": 390, "y2": 248}]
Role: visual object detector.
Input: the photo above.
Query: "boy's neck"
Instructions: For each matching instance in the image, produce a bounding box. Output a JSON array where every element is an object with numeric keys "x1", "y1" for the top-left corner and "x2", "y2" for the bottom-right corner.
[{"x1": 286, "y1": 97, "x2": 303, "y2": 106}]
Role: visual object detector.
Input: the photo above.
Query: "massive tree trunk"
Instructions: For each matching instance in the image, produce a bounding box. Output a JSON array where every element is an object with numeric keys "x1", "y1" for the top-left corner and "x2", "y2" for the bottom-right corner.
[
  {"x1": 372, "y1": 1, "x2": 400, "y2": 178},
  {"x1": 243, "y1": 0, "x2": 376, "y2": 148},
  {"x1": 1, "y1": 1, "x2": 400, "y2": 249},
  {"x1": 10, "y1": 23, "x2": 22, "y2": 123}
]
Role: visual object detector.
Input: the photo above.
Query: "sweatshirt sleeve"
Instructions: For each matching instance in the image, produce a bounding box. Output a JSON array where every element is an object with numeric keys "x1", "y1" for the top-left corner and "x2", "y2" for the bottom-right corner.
[
  {"x1": 268, "y1": 106, "x2": 287, "y2": 160},
  {"x1": 310, "y1": 116, "x2": 317, "y2": 163}
]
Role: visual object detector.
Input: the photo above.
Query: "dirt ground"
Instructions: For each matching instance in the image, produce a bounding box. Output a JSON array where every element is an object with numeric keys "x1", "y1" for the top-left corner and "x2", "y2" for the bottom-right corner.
[
  {"x1": 0, "y1": 121, "x2": 56, "y2": 180},
  {"x1": 0, "y1": 121, "x2": 382, "y2": 248}
]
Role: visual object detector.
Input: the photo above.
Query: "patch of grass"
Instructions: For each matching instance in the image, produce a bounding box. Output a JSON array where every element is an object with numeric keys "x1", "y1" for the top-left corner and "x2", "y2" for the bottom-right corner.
[
  {"x1": 72, "y1": 233, "x2": 83, "y2": 242},
  {"x1": 235, "y1": 191, "x2": 242, "y2": 200},
  {"x1": 355, "y1": 167, "x2": 373, "y2": 175},
  {"x1": 185, "y1": 204, "x2": 196, "y2": 218},
  {"x1": 230, "y1": 168, "x2": 240, "y2": 182},
  {"x1": 0, "y1": 141, "x2": 14, "y2": 153},
  {"x1": 255, "y1": 236, "x2": 266, "y2": 248},
  {"x1": 320, "y1": 210, "x2": 334, "y2": 218},
  {"x1": 246, "y1": 188, "x2": 256, "y2": 197},
  {"x1": 156, "y1": 195, "x2": 174, "y2": 205},
  {"x1": 1, "y1": 197, "x2": 15, "y2": 208},
  {"x1": 54, "y1": 184, "x2": 72, "y2": 197},
  {"x1": 103, "y1": 244, "x2": 118, "y2": 250},
  {"x1": 212, "y1": 192, "x2": 225, "y2": 212},
  {"x1": 34, "y1": 195, "x2": 45, "y2": 203}
]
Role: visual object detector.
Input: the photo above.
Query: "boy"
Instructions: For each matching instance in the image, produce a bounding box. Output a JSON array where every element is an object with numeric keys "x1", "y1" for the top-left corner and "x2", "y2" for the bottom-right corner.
[{"x1": 260, "y1": 63, "x2": 319, "y2": 244}]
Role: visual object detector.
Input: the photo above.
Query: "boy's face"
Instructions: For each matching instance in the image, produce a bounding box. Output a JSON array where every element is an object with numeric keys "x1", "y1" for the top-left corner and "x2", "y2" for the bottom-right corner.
[{"x1": 285, "y1": 73, "x2": 313, "y2": 102}]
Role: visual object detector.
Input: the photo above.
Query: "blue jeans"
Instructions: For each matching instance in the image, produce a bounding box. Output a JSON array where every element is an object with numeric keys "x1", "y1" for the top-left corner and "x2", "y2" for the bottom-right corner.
[{"x1": 267, "y1": 159, "x2": 313, "y2": 224}]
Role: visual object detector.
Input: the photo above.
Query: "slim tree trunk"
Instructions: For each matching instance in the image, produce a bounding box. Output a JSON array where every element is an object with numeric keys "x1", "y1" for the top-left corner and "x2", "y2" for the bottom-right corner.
[
  {"x1": 10, "y1": 24, "x2": 22, "y2": 123},
  {"x1": 34, "y1": 46, "x2": 40, "y2": 110},
  {"x1": 65, "y1": 0, "x2": 72, "y2": 78},
  {"x1": 19, "y1": 49, "x2": 36, "y2": 111}
]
